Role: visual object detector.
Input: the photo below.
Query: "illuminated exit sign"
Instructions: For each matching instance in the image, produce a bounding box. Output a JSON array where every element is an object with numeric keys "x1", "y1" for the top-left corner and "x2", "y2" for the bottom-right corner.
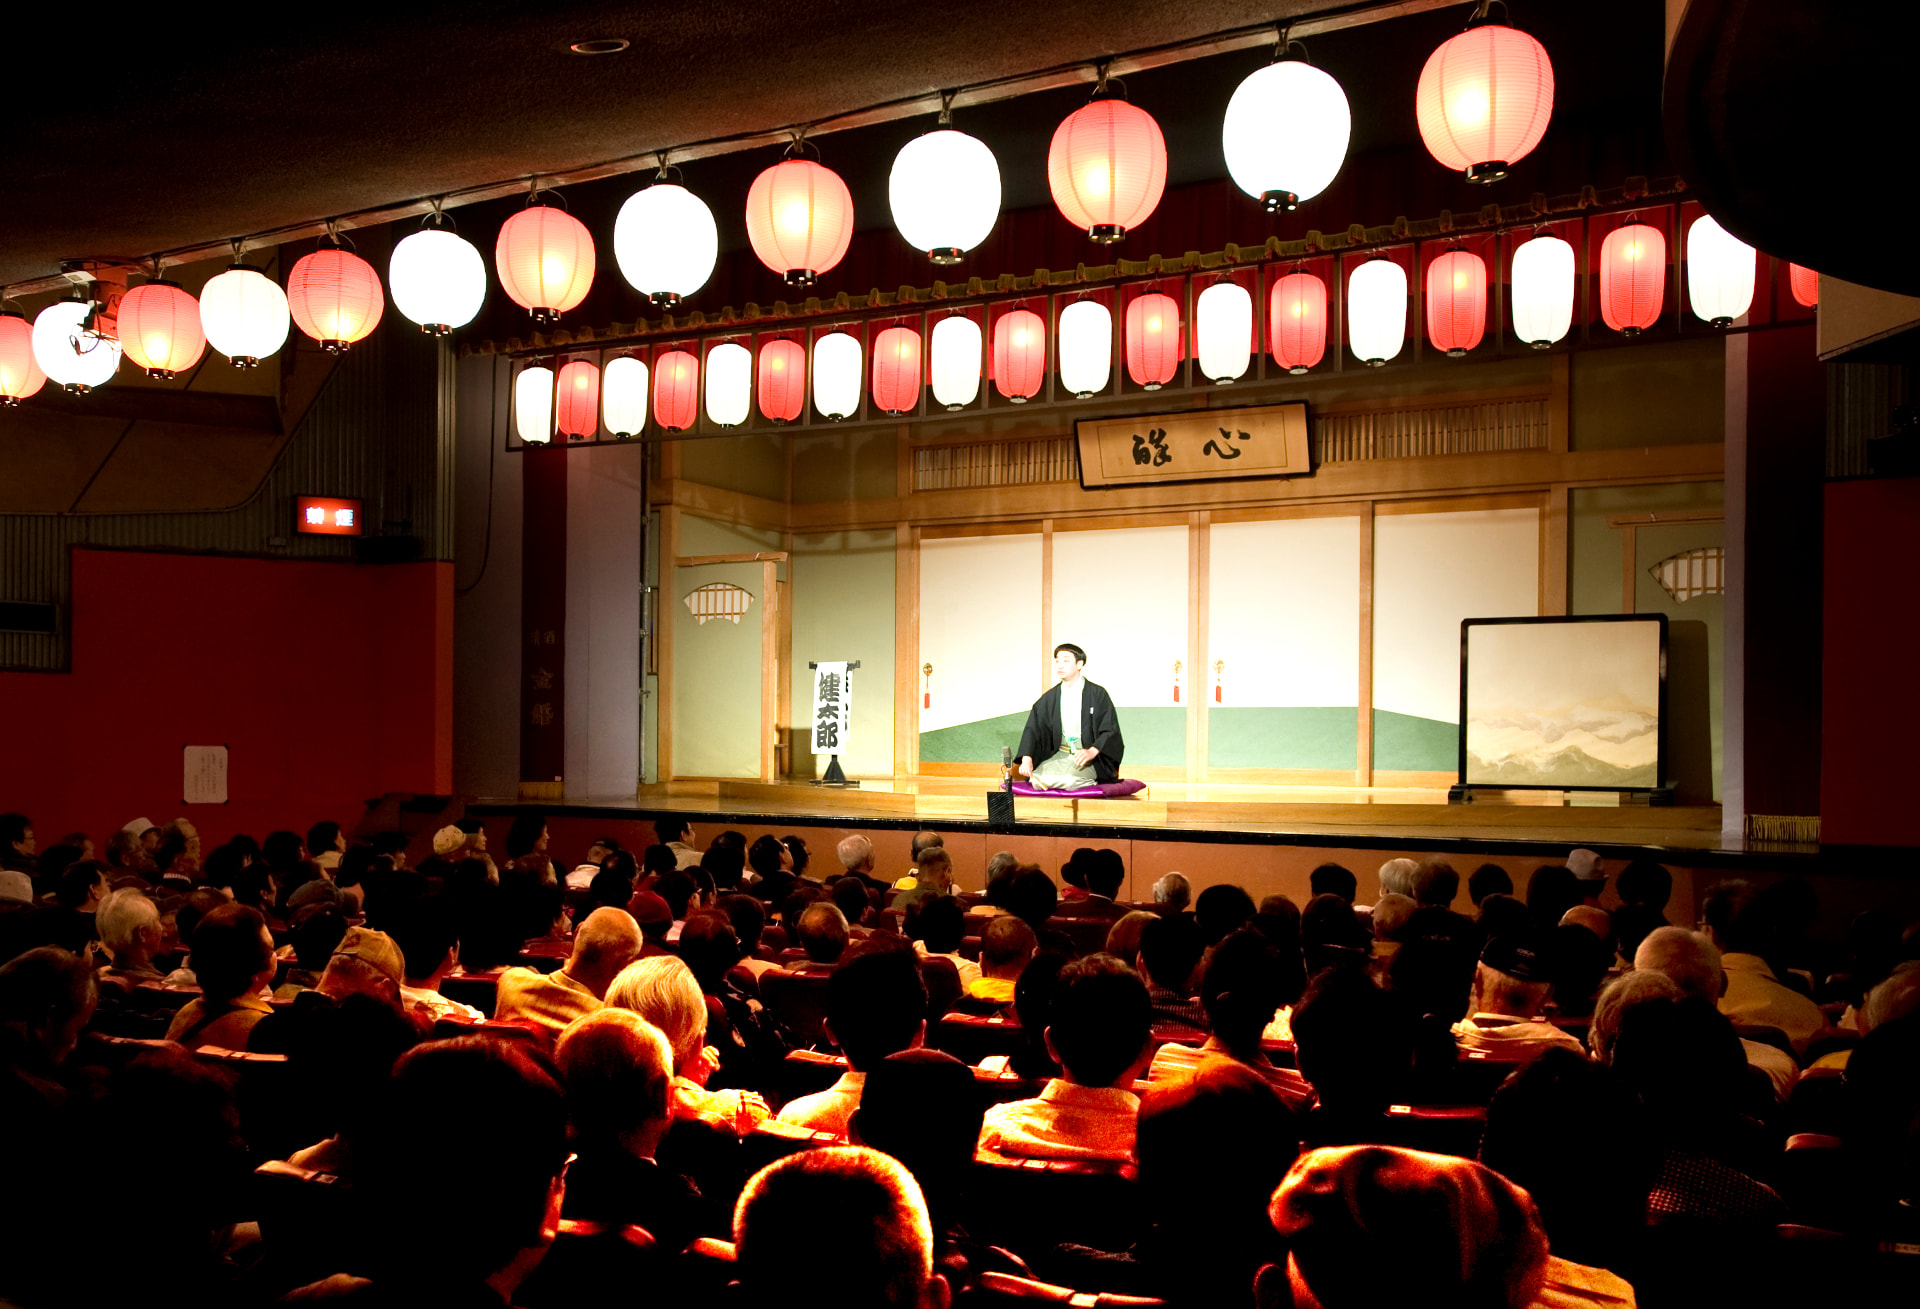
[{"x1": 295, "y1": 496, "x2": 364, "y2": 536}]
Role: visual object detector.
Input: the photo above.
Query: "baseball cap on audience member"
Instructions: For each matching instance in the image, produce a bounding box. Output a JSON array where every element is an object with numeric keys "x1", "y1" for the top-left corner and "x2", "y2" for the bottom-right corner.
[
  {"x1": 1480, "y1": 931, "x2": 1550, "y2": 982},
  {"x1": 627, "y1": 890, "x2": 673, "y2": 928},
  {"x1": 121, "y1": 817, "x2": 158, "y2": 838},
  {"x1": 1270, "y1": 1145, "x2": 1549, "y2": 1309},
  {"x1": 432, "y1": 825, "x2": 466, "y2": 856},
  {"x1": 332, "y1": 925, "x2": 407, "y2": 985}
]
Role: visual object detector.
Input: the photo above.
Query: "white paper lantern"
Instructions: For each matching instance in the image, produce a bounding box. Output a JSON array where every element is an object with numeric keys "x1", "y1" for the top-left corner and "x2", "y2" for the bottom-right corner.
[
  {"x1": 1510, "y1": 234, "x2": 1574, "y2": 348},
  {"x1": 389, "y1": 227, "x2": 487, "y2": 335},
  {"x1": 1196, "y1": 281, "x2": 1253, "y2": 383},
  {"x1": 613, "y1": 182, "x2": 719, "y2": 306},
  {"x1": 1347, "y1": 258, "x2": 1408, "y2": 366},
  {"x1": 515, "y1": 364, "x2": 554, "y2": 443},
  {"x1": 32, "y1": 299, "x2": 121, "y2": 392},
  {"x1": 1688, "y1": 214, "x2": 1756, "y2": 327},
  {"x1": 199, "y1": 266, "x2": 290, "y2": 368},
  {"x1": 1222, "y1": 59, "x2": 1352, "y2": 211},
  {"x1": 1058, "y1": 299, "x2": 1113, "y2": 398},
  {"x1": 704, "y1": 341, "x2": 752, "y2": 428},
  {"x1": 812, "y1": 331, "x2": 862, "y2": 420},
  {"x1": 889, "y1": 129, "x2": 1002, "y2": 264},
  {"x1": 929, "y1": 314, "x2": 982, "y2": 409},
  {"x1": 602, "y1": 355, "x2": 649, "y2": 437}
]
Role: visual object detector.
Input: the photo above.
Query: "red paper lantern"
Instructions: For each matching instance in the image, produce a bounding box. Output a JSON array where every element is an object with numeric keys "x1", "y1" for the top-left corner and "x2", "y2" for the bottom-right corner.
[
  {"x1": 992, "y1": 309, "x2": 1046, "y2": 402},
  {"x1": 1599, "y1": 223, "x2": 1665, "y2": 336},
  {"x1": 0, "y1": 310, "x2": 47, "y2": 404},
  {"x1": 1268, "y1": 272, "x2": 1327, "y2": 374},
  {"x1": 1415, "y1": 22, "x2": 1554, "y2": 182},
  {"x1": 495, "y1": 203, "x2": 596, "y2": 324},
  {"x1": 871, "y1": 326, "x2": 922, "y2": 415},
  {"x1": 1789, "y1": 263, "x2": 1819, "y2": 308},
  {"x1": 115, "y1": 280, "x2": 206, "y2": 379},
  {"x1": 1125, "y1": 292, "x2": 1181, "y2": 389},
  {"x1": 653, "y1": 350, "x2": 699, "y2": 432},
  {"x1": 1425, "y1": 249, "x2": 1487, "y2": 356},
  {"x1": 287, "y1": 247, "x2": 385, "y2": 352},
  {"x1": 745, "y1": 158, "x2": 855, "y2": 287},
  {"x1": 1047, "y1": 98, "x2": 1168, "y2": 243},
  {"x1": 758, "y1": 338, "x2": 806, "y2": 423},
  {"x1": 555, "y1": 359, "x2": 600, "y2": 438}
]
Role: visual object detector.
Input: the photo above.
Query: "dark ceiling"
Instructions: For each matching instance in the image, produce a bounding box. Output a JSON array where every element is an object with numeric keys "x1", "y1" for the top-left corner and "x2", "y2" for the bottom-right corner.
[{"x1": 3, "y1": 0, "x2": 1320, "y2": 286}]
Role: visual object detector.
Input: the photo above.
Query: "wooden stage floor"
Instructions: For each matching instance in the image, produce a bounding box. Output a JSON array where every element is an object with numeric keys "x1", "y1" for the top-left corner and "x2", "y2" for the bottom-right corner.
[{"x1": 474, "y1": 775, "x2": 1777, "y2": 864}]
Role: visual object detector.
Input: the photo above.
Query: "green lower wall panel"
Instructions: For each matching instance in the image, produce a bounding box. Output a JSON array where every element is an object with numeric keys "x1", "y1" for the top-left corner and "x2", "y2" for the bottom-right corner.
[
  {"x1": 920, "y1": 706, "x2": 1187, "y2": 768},
  {"x1": 1372, "y1": 709, "x2": 1459, "y2": 771},
  {"x1": 1207, "y1": 707, "x2": 1359, "y2": 770}
]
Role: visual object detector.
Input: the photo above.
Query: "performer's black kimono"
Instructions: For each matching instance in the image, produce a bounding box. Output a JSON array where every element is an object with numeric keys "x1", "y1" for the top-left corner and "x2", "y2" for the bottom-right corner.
[{"x1": 1016, "y1": 680, "x2": 1125, "y2": 783}]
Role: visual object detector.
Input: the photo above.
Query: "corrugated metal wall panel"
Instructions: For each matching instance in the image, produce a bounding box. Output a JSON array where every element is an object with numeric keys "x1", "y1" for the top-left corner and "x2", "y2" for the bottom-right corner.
[{"x1": 0, "y1": 331, "x2": 448, "y2": 671}]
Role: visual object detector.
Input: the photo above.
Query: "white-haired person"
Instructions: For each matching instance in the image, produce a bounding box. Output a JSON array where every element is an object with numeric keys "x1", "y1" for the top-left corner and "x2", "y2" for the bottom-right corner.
[
  {"x1": 604, "y1": 955, "x2": 770, "y2": 1135},
  {"x1": 96, "y1": 888, "x2": 168, "y2": 986}
]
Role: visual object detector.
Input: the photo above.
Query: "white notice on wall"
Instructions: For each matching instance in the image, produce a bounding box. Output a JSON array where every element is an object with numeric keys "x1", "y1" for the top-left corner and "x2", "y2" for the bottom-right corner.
[
  {"x1": 812, "y1": 662, "x2": 852, "y2": 754},
  {"x1": 184, "y1": 745, "x2": 229, "y2": 805}
]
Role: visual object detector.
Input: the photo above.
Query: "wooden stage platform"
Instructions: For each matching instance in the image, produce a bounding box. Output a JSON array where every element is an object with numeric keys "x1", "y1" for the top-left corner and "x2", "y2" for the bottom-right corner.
[
  {"x1": 476, "y1": 775, "x2": 1762, "y2": 864},
  {"x1": 466, "y1": 777, "x2": 1920, "y2": 927}
]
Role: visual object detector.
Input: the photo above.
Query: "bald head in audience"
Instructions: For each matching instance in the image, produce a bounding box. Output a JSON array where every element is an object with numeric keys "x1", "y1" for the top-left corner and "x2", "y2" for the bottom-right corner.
[
  {"x1": 1371, "y1": 894, "x2": 1417, "y2": 944},
  {"x1": 980, "y1": 915, "x2": 1037, "y2": 981},
  {"x1": 796, "y1": 902, "x2": 851, "y2": 965},
  {"x1": 566, "y1": 907, "x2": 645, "y2": 999},
  {"x1": 735, "y1": 1145, "x2": 950, "y2": 1309},
  {"x1": 1633, "y1": 926, "x2": 1724, "y2": 1002}
]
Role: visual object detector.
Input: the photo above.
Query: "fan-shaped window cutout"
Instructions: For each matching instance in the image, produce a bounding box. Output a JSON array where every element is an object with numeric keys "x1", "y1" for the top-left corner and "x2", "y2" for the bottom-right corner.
[{"x1": 1648, "y1": 546, "x2": 1724, "y2": 602}]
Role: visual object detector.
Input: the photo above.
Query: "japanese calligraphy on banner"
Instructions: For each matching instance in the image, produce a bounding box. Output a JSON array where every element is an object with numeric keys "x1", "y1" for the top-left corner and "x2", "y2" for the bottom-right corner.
[
  {"x1": 812, "y1": 662, "x2": 853, "y2": 753},
  {"x1": 1074, "y1": 402, "x2": 1312, "y2": 488}
]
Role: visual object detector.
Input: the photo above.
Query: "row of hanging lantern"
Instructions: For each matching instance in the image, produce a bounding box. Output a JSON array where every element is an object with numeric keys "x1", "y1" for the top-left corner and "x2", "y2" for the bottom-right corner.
[
  {"x1": 508, "y1": 211, "x2": 1815, "y2": 442},
  {"x1": 0, "y1": 7, "x2": 1561, "y2": 405}
]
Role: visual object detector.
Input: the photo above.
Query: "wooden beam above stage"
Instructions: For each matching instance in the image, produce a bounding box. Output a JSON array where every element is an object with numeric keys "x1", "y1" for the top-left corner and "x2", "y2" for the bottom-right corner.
[{"x1": 782, "y1": 442, "x2": 1727, "y2": 533}]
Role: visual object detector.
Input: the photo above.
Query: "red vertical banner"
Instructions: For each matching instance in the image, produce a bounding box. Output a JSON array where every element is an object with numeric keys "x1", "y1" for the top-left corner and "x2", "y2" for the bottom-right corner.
[{"x1": 520, "y1": 446, "x2": 568, "y2": 794}]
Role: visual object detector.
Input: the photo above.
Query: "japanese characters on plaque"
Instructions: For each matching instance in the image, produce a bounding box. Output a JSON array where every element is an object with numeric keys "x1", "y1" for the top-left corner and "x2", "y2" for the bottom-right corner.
[
  {"x1": 812, "y1": 661, "x2": 853, "y2": 754},
  {"x1": 1074, "y1": 402, "x2": 1312, "y2": 488}
]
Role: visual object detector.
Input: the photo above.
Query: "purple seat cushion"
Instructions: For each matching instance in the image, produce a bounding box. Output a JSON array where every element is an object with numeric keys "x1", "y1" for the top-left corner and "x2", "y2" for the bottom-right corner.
[{"x1": 1008, "y1": 779, "x2": 1146, "y2": 799}]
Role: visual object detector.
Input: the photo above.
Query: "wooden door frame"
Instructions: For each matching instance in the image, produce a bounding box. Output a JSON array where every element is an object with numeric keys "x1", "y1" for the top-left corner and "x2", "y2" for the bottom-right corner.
[{"x1": 671, "y1": 550, "x2": 790, "y2": 782}]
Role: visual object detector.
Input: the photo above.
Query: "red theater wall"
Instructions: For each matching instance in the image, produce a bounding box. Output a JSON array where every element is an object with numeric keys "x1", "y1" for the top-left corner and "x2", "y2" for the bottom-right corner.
[{"x1": 0, "y1": 547, "x2": 452, "y2": 849}]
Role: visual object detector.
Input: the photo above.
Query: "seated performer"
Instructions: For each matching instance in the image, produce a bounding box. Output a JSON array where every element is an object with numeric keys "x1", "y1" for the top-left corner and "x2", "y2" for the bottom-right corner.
[{"x1": 1017, "y1": 643, "x2": 1125, "y2": 791}]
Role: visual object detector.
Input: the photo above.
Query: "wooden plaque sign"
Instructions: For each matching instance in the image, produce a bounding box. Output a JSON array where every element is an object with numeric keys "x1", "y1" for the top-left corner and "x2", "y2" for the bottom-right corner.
[{"x1": 1075, "y1": 402, "x2": 1312, "y2": 488}]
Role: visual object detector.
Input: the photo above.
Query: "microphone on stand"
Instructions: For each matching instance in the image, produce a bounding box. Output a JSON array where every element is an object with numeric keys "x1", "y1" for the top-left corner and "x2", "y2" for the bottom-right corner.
[{"x1": 1001, "y1": 746, "x2": 1013, "y2": 792}]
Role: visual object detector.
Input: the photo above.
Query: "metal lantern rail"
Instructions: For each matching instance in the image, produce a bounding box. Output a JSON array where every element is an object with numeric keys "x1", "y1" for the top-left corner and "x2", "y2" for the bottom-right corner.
[{"x1": 492, "y1": 196, "x2": 1813, "y2": 447}]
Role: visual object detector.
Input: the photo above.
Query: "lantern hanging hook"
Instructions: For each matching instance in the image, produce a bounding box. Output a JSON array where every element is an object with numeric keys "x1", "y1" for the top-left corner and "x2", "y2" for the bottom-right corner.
[
  {"x1": 1091, "y1": 61, "x2": 1128, "y2": 100},
  {"x1": 937, "y1": 88, "x2": 957, "y2": 127},
  {"x1": 1466, "y1": 0, "x2": 1508, "y2": 29},
  {"x1": 229, "y1": 237, "x2": 248, "y2": 266},
  {"x1": 784, "y1": 128, "x2": 821, "y2": 162},
  {"x1": 653, "y1": 151, "x2": 684, "y2": 184},
  {"x1": 423, "y1": 196, "x2": 455, "y2": 230},
  {"x1": 1273, "y1": 24, "x2": 1309, "y2": 63}
]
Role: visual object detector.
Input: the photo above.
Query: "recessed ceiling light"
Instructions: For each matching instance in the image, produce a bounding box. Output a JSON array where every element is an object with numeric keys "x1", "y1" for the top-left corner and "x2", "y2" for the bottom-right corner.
[{"x1": 569, "y1": 38, "x2": 629, "y2": 55}]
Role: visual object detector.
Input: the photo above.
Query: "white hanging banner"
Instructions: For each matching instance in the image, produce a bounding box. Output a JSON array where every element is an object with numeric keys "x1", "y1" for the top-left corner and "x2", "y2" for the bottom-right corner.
[
  {"x1": 812, "y1": 661, "x2": 853, "y2": 753},
  {"x1": 184, "y1": 745, "x2": 229, "y2": 805}
]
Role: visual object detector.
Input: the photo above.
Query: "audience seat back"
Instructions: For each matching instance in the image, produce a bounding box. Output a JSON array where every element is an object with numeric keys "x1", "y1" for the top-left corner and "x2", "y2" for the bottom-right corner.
[
  {"x1": 957, "y1": 1270, "x2": 1169, "y2": 1308},
  {"x1": 921, "y1": 954, "x2": 963, "y2": 1017},
  {"x1": 970, "y1": 1152, "x2": 1144, "y2": 1254},
  {"x1": 932, "y1": 1011, "x2": 1024, "y2": 1064},
  {"x1": 438, "y1": 970, "x2": 503, "y2": 1018},
  {"x1": 1043, "y1": 916, "x2": 1113, "y2": 958},
  {"x1": 517, "y1": 1219, "x2": 660, "y2": 1309},
  {"x1": 759, "y1": 969, "x2": 832, "y2": 1047}
]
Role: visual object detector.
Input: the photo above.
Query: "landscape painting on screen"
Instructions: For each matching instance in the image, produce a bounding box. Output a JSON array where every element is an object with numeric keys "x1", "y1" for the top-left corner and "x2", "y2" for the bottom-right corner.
[{"x1": 1462, "y1": 618, "x2": 1663, "y2": 789}]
